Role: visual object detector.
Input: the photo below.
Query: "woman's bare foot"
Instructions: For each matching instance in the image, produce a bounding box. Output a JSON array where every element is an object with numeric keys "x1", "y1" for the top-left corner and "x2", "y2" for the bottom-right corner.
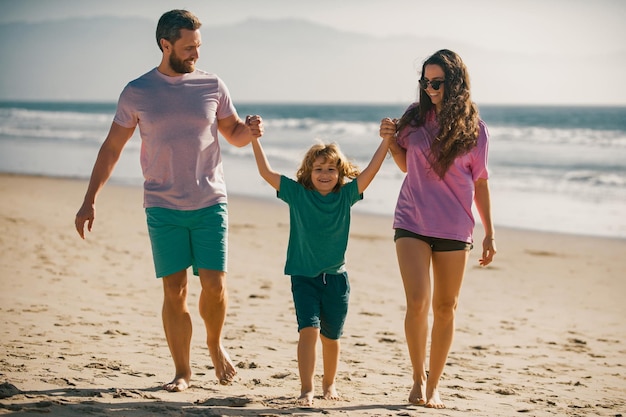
[
  {"x1": 209, "y1": 345, "x2": 237, "y2": 385},
  {"x1": 163, "y1": 376, "x2": 189, "y2": 392},
  {"x1": 408, "y1": 381, "x2": 426, "y2": 406},
  {"x1": 323, "y1": 382, "x2": 340, "y2": 400},
  {"x1": 295, "y1": 391, "x2": 314, "y2": 407},
  {"x1": 425, "y1": 386, "x2": 445, "y2": 409}
]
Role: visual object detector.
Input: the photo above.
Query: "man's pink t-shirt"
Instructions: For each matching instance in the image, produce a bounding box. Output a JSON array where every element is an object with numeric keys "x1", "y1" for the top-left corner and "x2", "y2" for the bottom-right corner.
[
  {"x1": 114, "y1": 68, "x2": 236, "y2": 210},
  {"x1": 393, "y1": 111, "x2": 490, "y2": 243}
]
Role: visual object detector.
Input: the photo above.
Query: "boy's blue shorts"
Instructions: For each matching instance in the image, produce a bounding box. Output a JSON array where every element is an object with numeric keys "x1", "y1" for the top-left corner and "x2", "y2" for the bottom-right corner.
[
  {"x1": 146, "y1": 204, "x2": 228, "y2": 278},
  {"x1": 290, "y1": 272, "x2": 350, "y2": 340}
]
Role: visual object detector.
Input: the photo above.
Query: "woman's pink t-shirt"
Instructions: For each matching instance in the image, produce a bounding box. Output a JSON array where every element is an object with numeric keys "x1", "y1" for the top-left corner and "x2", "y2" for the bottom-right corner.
[{"x1": 393, "y1": 110, "x2": 490, "y2": 243}]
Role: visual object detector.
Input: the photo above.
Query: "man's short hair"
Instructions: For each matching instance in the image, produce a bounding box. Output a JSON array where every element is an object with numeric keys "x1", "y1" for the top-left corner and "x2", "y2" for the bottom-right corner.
[{"x1": 156, "y1": 9, "x2": 202, "y2": 51}]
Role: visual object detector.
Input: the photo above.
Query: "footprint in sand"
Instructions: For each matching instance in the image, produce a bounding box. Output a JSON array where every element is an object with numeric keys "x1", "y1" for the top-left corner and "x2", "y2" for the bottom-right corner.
[{"x1": 196, "y1": 396, "x2": 254, "y2": 407}]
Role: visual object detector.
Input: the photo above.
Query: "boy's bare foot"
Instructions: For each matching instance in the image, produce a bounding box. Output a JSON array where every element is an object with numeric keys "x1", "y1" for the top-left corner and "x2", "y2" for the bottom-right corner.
[
  {"x1": 163, "y1": 377, "x2": 189, "y2": 392},
  {"x1": 425, "y1": 387, "x2": 445, "y2": 409},
  {"x1": 408, "y1": 381, "x2": 426, "y2": 406},
  {"x1": 323, "y1": 382, "x2": 340, "y2": 400},
  {"x1": 209, "y1": 345, "x2": 237, "y2": 385},
  {"x1": 295, "y1": 391, "x2": 314, "y2": 407}
]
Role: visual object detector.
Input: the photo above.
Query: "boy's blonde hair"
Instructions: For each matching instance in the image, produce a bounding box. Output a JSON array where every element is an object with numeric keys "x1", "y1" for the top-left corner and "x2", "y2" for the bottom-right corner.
[{"x1": 296, "y1": 142, "x2": 360, "y2": 193}]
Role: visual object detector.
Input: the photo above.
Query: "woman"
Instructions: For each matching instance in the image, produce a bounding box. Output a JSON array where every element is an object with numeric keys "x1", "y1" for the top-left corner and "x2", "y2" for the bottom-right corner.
[{"x1": 380, "y1": 49, "x2": 496, "y2": 408}]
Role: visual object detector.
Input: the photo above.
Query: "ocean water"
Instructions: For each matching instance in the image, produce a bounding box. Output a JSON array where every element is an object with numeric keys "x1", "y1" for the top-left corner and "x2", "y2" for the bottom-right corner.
[{"x1": 0, "y1": 101, "x2": 625, "y2": 239}]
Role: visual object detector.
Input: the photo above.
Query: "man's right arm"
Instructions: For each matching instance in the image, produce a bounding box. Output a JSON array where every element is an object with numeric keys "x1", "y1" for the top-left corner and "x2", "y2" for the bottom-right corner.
[{"x1": 75, "y1": 122, "x2": 135, "y2": 239}]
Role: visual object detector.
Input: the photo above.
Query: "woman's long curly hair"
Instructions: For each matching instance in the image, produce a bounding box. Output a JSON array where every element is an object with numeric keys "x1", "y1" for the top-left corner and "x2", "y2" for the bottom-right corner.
[
  {"x1": 296, "y1": 142, "x2": 360, "y2": 193},
  {"x1": 397, "y1": 49, "x2": 479, "y2": 178}
]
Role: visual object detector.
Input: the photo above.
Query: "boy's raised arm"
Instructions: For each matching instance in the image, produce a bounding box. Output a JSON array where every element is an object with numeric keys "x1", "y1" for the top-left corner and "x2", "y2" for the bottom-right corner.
[
  {"x1": 250, "y1": 138, "x2": 281, "y2": 191},
  {"x1": 356, "y1": 133, "x2": 391, "y2": 194}
]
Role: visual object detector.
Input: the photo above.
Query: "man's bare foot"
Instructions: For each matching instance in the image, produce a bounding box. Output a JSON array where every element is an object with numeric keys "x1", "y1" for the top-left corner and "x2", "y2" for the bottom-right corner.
[
  {"x1": 163, "y1": 377, "x2": 189, "y2": 392},
  {"x1": 425, "y1": 387, "x2": 445, "y2": 409},
  {"x1": 295, "y1": 391, "x2": 314, "y2": 407},
  {"x1": 408, "y1": 381, "x2": 426, "y2": 406},
  {"x1": 209, "y1": 345, "x2": 237, "y2": 385},
  {"x1": 323, "y1": 382, "x2": 340, "y2": 400}
]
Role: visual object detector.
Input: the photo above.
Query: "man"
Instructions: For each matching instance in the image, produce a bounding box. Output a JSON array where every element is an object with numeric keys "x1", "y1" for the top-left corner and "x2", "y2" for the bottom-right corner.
[{"x1": 74, "y1": 9, "x2": 263, "y2": 392}]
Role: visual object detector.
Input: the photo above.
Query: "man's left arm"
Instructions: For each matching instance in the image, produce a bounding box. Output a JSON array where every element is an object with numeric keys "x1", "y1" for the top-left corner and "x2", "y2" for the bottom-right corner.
[{"x1": 218, "y1": 114, "x2": 263, "y2": 147}]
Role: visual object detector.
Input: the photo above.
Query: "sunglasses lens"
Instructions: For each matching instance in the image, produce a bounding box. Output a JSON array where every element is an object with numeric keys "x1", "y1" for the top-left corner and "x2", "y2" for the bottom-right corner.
[{"x1": 419, "y1": 79, "x2": 444, "y2": 90}]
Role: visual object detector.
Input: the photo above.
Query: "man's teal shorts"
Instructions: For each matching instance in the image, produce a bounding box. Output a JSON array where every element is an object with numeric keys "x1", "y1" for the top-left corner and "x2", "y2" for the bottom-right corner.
[{"x1": 146, "y1": 204, "x2": 228, "y2": 278}]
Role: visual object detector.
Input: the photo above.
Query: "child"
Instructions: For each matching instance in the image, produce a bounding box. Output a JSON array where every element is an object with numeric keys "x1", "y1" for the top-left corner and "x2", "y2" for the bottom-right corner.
[{"x1": 250, "y1": 131, "x2": 391, "y2": 406}]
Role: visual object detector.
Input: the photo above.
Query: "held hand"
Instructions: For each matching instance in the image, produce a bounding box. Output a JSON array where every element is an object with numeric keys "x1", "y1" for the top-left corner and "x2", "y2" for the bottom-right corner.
[
  {"x1": 75, "y1": 202, "x2": 95, "y2": 239},
  {"x1": 479, "y1": 237, "x2": 497, "y2": 266},
  {"x1": 245, "y1": 115, "x2": 264, "y2": 138},
  {"x1": 379, "y1": 117, "x2": 398, "y2": 141}
]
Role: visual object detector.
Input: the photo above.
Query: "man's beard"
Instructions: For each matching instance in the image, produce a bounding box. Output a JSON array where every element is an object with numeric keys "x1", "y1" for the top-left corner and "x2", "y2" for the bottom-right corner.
[{"x1": 169, "y1": 52, "x2": 195, "y2": 74}]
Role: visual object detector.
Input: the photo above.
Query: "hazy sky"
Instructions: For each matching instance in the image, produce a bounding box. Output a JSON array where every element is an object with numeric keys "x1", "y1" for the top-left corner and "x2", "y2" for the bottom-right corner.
[
  {"x1": 2, "y1": 0, "x2": 625, "y2": 104},
  {"x1": 3, "y1": 0, "x2": 623, "y2": 55}
]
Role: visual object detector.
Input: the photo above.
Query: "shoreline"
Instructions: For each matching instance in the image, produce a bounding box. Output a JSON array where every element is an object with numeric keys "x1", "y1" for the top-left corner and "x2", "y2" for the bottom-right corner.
[
  {"x1": 6, "y1": 171, "x2": 625, "y2": 242},
  {"x1": 1, "y1": 173, "x2": 625, "y2": 416}
]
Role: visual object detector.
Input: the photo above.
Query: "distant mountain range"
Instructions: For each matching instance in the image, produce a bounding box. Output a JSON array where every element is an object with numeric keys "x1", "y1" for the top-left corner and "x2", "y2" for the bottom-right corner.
[{"x1": 1, "y1": 17, "x2": 624, "y2": 104}]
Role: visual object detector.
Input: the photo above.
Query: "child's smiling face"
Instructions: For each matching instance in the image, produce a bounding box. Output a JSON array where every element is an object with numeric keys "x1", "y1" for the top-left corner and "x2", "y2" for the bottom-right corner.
[{"x1": 311, "y1": 156, "x2": 339, "y2": 196}]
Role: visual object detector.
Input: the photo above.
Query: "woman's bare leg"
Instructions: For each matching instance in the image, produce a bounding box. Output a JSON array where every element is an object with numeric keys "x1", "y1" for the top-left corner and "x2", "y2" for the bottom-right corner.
[
  {"x1": 426, "y1": 250, "x2": 469, "y2": 408},
  {"x1": 396, "y1": 238, "x2": 433, "y2": 405}
]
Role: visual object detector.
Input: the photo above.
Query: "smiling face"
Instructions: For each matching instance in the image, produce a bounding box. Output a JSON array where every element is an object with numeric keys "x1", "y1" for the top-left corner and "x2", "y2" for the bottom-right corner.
[
  {"x1": 311, "y1": 156, "x2": 340, "y2": 196},
  {"x1": 162, "y1": 28, "x2": 201, "y2": 75},
  {"x1": 422, "y1": 64, "x2": 446, "y2": 112}
]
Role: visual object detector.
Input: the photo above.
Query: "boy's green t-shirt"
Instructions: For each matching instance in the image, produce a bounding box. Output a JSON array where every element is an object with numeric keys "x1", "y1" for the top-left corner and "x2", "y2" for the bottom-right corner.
[{"x1": 277, "y1": 175, "x2": 363, "y2": 277}]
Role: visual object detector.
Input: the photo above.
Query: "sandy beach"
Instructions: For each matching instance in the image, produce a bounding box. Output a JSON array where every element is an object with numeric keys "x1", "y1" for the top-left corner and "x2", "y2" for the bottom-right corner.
[{"x1": 0, "y1": 173, "x2": 624, "y2": 417}]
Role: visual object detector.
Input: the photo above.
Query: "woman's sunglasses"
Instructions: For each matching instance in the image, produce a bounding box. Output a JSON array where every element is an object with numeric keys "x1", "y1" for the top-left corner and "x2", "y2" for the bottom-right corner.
[{"x1": 419, "y1": 79, "x2": 445, "y2": 91}]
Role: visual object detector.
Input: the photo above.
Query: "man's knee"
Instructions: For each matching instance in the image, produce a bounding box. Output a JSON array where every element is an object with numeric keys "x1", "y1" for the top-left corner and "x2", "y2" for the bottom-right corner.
[
  {"x1": 163, "y1": 270, "x2": 188, "y2": 300},
  {"x1": 199, "y1": 270, "x2": 227, "y2": 297}
]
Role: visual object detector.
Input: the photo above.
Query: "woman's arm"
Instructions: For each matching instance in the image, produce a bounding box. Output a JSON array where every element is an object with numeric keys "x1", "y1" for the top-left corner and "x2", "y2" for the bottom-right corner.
[
  {"x1": 474, "y1": 178, "x2": 496, "y2": 266},
  {"x1": 388, "y1": 139, "x2": 407, "y2": 173},
  {"x1": 380, "y1": 118, "x2": 407, "y2": 172}
]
